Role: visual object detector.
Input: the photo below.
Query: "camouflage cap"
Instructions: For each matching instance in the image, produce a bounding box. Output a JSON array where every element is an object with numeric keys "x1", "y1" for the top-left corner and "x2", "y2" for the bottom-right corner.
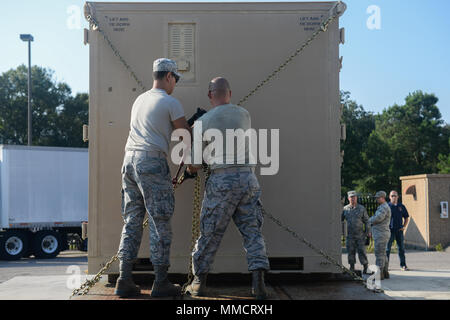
[
  {"x1": 375, "y1": 191, "x2": 387, "y2": 199},
  {"x1": 347, "y1": 190, "x2": 357, "y2": 197},
  {"x1": 153, "y1": 58, "x2": 182, "y2": 79}
]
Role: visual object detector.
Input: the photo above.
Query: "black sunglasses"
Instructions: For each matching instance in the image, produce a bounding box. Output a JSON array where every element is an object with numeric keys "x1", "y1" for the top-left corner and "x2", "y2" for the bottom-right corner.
[{"x1": 172, "y1": 72, "x2": 180, "y2": 83}]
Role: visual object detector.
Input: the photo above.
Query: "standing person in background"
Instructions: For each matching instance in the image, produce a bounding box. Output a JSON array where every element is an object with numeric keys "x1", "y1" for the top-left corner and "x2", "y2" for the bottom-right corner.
[
  {"x1": 369, "y1": 191, "x2": 392, "y2": 280},
  {"x1": 341, "y1": 191, "x2": 371, "y2": 274},
  {"x1": 386, "y1": 190, "x2": 410, "y2": 271}
]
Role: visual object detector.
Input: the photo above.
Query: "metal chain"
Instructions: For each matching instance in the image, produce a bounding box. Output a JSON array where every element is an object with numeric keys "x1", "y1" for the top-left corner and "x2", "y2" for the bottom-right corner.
[
  {"x1": 231, "y1": 0, "x2": 369, "y2": 290},
  {"x1": 84, "y1": 3, "x2": 147, "y2": 92},
  {"x1": 260, "y1": 206, "x2": 366, "y2": 285},
  {"x1": 71, "y1": 253, "x2": 118, "y2": 296},
  {"x1": 72, "y1": 2, "x2": 151, "y2": 298},
  {"x1": 180, "y1": 0, "x2": 369, "y2": 290},
  {"x1": 71, "y1": 217, "x2": 150, "y2": 297},
  {"x1": 73, "y1": 1, "x2": 369, "y2": 297},
  {"x1": 238, "y1": 1, "x2": 342, "y2": 106},
  {"x1": 181, "y1": 174, "x2": 202, "y2": 293}
]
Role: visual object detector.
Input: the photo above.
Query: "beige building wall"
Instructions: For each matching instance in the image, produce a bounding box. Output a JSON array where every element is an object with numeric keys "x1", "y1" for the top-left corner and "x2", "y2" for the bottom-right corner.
[
  {"x1": 427, "y1": 176, "x2": 450, "y2": 248},
  {"x1": 401, "y1": 174, "x2": 450, "y2": 250},
  {"x1": 85, "y1": 2, "x2": 346, "y2": 274}
]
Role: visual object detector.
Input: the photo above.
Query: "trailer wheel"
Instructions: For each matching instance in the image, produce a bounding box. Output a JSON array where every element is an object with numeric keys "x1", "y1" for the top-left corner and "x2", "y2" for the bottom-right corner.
[
  {"x1": 33, "y1": 230, "x2": 61, "y2": 259},
  {"x1": 0, "y1": 230, "x2": 29, "y2": 260}
]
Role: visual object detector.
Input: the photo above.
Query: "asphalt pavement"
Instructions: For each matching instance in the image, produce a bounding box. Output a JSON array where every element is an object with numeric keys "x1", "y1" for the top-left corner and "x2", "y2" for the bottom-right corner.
[
  {"x1": 0, "y1": 249, "x2": 449, "y2": 300},
  {"x1": 0, "y1": 250, "x2": 88, "y2": 284}
]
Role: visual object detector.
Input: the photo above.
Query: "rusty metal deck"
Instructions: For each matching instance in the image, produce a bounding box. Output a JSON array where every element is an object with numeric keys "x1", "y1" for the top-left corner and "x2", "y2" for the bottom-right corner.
[{"x1": 71, "y1": 274, "x2": 391, "y2": 300}]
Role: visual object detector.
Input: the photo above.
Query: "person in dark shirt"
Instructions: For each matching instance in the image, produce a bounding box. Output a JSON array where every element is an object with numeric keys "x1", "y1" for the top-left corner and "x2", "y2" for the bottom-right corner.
[{"x1": 386, "y1": 190, "x2": 410, "y2": 271}]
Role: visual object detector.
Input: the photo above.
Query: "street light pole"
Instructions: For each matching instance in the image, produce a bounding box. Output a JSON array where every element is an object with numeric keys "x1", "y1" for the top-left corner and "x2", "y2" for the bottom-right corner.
[
  {"x1": 20, "y1": 34, "x2": 34, "y2": 146},
  {"x1": 27, "y1": 40, "x2": 32, "y2": 146}
]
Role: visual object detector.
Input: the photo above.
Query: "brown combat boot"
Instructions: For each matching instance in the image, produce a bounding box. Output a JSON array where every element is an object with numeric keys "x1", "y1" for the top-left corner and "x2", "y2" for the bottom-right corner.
[
  {"x1": 383, "y1": 265, "x2": 390, "y2": 279},
  {"x1": 114, "y1": 277, "x2": 141, "y2": 298},
  {"x1": 185, "y1": 274, "x2": 208, "y2": 297},
  {"x1": 115, "y1": 261, "x2": 141, "y2": 298},
  {"x1": 252, "y1": 270, "x2": 268, "y2": 300},
  {"x1": 151, "y1": 265, "x2": 182, "y2": 297}
]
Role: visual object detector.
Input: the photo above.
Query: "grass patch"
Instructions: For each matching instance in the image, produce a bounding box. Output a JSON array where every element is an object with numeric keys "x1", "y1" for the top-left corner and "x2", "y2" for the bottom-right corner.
[{"x1": 342, "y1": 238, "x2": 398, "y2": 253}]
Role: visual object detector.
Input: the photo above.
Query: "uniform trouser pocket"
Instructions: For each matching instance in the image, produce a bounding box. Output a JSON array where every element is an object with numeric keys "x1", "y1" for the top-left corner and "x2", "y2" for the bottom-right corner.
[
  {"x1": 138, "y1": 175, "x2": 174, "y2": 266},
  {"x1": 118, "y1": 162, "x2": 146, "y2": 262},
  {"x1": 346, "y1": 238, "x2": 368, "y2": 265},
  {"x1": 374, "y1": 239, "x2": 389, "y2": 269},
  {"x1": 233, "y1": 187, "x2": 269, "y2": 271}
]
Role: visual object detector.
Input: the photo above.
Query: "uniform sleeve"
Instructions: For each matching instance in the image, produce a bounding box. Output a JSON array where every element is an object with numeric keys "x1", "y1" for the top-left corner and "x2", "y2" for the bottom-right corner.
[
  {"x1": 369, "y1": 206, "x2": 388, "y2": 225},
  {"x1": 341, "y1": 210, "x2": 345, "y2": 222},
  {"x1": 402, "y1": 205, "x2": 410, "y2": 218},
  {"x1": 362, "y1": 206, "x2": 370, "y2": 233},
  {"x1": 169, "y1": 98, "x2": 185, "y2": 121}
]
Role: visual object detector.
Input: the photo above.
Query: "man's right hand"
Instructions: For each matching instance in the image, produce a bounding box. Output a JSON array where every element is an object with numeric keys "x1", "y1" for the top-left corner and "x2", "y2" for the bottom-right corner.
[{"x1": 182, "y1": 167, "x2": 198, "y2": 180}]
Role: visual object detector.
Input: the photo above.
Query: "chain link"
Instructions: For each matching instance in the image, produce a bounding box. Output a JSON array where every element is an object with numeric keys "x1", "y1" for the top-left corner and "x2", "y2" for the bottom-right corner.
[
  {"x1": 71, "y1": 217, "x2": 150, "y2": 297},
  {"x1": 260, "y1": 206, "x2": 366, "y2": 285},
  {"x1": 238, "y1": 1, "x2": 342, "y2": 106},
  {"x1": 73, "y1": 1, "x2": 370, "y2": 297},
  {"x1": 181, "y1": 174, "x2": 202, "y2": 293},
  {"x1": 84, "y1": 3, "x2": 147, "y2": 92}
]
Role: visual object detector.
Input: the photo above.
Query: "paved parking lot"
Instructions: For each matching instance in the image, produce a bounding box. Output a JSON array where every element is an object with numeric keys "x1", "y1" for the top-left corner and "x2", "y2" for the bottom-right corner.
[
  {"x1": 0, "y1": 250, "x2": 88, "y2": 284},
  {"x1": 0, "y1": 250, "x2": 449, "y2": 300},
  {"x1": 0, "y1": 250, "x2": 89, "y2": 299},
  {"x1": 342, "y1": 250, "x2": 450, "y2": 300}
]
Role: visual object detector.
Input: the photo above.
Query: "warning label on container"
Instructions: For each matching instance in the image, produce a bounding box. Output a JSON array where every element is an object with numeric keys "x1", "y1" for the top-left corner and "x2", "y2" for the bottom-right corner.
[
  {"x1": 105, "y1": 16, "x2": 131, "y2": 32},
  {"x1": 299, "y1": 15, "x2": 325, "y2": 31}
]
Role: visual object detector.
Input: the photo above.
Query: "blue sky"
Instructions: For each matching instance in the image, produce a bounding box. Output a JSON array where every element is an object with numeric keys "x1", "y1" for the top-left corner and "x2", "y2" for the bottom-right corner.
[{"x1": 1, "y1": 0, "x2": 449, "y2": 123}]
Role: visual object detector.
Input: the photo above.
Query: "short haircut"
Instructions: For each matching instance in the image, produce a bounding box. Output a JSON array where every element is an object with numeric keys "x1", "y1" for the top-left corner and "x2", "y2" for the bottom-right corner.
[
  {"x1": 390, "y1": 190, "x2": 398, "y2": 195},
  {"x1": 153, "y1": 71, "x2": 170, "y2": 80},
  {"x1": 208, "y1": 77, "x2": 231, "y2": 97}
]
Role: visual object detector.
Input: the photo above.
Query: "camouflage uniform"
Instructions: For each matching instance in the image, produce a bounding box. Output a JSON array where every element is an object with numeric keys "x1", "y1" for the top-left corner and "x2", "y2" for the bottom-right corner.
[
  {"x1": 341, "y1": 204, "x2": 369, "y2": 266},
  {"x1": 117, "y1": 151, "x2": 174, "y2": 267},
  {"x1": 369, "y1": 202, "x2": 391, "y2": 273},
  {"x1": 192, "y1": 169, "x2": 270, "y2": 275}
]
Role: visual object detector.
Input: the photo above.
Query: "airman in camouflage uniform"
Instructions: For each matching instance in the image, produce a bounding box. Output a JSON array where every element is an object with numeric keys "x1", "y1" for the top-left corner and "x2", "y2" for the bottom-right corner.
[
  {"x1": 184, "y1": 77, "x2": 270, "y2": 300},
  {"x1": 192, "y1": 170, "x2": 269, "y2": 274},
  {"x1": 341, "y1": 191, "x2": 370, "y2": 274},
  {"x1": 369, "y1": 191, "x2": 392, "y2": 280},
  {"x1": 118, "y1": 154, "x2": 174, "y2": 266},
  {"x1": 115, "y1": 58, "x2": 190, "y2": 298}
]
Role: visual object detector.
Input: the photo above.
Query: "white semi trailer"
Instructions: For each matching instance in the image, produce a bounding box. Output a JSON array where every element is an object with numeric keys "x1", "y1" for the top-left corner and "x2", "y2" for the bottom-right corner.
[{"x1": 0, "y1": 145, "x2": 88, "y2": 260}]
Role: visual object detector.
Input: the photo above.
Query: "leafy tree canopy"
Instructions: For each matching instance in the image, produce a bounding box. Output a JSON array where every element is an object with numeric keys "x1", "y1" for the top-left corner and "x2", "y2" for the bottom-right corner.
[
  {"x1": 341, "y1": 90, "x2": 449, "y2": 195},
  {"x1": 0, "y1": 65, "x2": 88, "y2": 147}
]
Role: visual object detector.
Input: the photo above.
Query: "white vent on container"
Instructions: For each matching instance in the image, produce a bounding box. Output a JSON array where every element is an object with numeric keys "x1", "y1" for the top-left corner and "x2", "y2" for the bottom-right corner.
[{"x1": 169, "y1": 23, "x2": 195, "y2": 82}]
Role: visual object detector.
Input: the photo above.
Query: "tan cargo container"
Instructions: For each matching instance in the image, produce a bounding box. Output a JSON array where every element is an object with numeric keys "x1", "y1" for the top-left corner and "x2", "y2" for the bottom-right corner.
[{"x1": 84, "y1": 1, "x2": 346, "y2": 274}]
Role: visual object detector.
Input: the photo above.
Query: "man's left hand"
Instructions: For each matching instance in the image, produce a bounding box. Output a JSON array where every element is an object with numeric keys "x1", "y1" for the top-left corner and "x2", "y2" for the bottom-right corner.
[{"x1": 183, "y1": 167, "x2": 198, "y2": 180}]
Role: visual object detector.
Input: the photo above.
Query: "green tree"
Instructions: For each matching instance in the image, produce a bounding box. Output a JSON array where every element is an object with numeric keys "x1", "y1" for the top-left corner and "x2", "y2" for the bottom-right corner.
[
  {"x1": 437, "y1": 137, "x2": 450, "y2": 173},
  {"x1": 357, "y1": 131, "x2": 394, "y2": 193},
  {"x1": 377, "y1": 91, "x2": 447, "y2": 172},
  {"x1": 358, "y1": 91, "x2": 449, "y2": 193},
  {"x1": 0, "y1": 65, "x2": 88, "y2": 147},
  {"x1": 340, "y1": 91, "x2": 375, "y2": 195},
  {"x1": 54, "y1": 93, "x2": 89, "y2": 147}
]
